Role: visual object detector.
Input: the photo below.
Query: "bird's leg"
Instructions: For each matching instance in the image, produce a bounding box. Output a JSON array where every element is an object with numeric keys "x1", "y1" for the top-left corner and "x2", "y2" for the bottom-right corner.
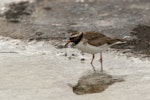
[
  {"x1": 91, "y1": 54, "x2": 96, "y2": 72},
  {"x1": 91, "y1": 54, "x2": 95, "y2": 65},
  {"x1": 99, "y1": 52, "x2": 103, "y2": 73}
]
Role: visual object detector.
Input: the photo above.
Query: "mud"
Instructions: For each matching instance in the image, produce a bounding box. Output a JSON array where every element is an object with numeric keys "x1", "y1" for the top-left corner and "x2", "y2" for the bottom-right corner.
[
  {"x1": 4, "y1": 1, "x2": 34, "y2": 22},
  {"x1": 112, "y1": 25, "x2": 150, "y2": 56},
  {"x1": 0, "y1": 0, "x2": 149, "y2": 56}
]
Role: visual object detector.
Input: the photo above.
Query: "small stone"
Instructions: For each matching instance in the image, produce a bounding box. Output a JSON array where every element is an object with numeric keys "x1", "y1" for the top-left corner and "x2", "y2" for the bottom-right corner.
[
  {"x1": 80, "y1": 58, "x2": 85, "y2": 61},
  {"x1": 43, "y1": 6, "x2": 52, "y2": 10},
  {"x1": 64, "y1": 52, "x2": 67, "y2": 56},
  {"x1": 71, "y1": 53, "x2": 76, "y2": 56},
  {"x1": 68, "y1": 56, "x2": 72, "y2": 60},
  {"x1": 56, "y1": 44, "x2": 67, "y2": 49},
  {"x1": 42, "y1": 52, "x2": 46, "y2": 55}
]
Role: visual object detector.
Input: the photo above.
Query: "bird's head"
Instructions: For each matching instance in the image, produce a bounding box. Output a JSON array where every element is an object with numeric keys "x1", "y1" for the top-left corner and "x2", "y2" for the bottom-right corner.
[{"x1": 65, "y1": 32, "x2": 83, "y2": 46}]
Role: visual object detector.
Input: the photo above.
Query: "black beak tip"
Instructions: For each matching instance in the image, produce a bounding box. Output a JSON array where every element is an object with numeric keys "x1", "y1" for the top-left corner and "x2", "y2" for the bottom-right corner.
[
  {"x1": 64, "y1": 42, "x2": 68, "y2": 47},
  {"x1": 65, "y1": 40, "x2": 71, "y2": 47}
]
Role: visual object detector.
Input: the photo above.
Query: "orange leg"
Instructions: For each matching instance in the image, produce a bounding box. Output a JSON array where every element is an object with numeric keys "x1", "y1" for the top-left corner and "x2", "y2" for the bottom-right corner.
[{"x1": 90, "y1": 54, "x2": 96, "y2": 72}]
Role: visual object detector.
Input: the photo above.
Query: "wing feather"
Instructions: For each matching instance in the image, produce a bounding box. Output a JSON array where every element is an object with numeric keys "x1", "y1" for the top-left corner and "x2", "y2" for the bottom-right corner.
[{"x1": 83, "y1": 32, "x2": 119, "y2": 46}]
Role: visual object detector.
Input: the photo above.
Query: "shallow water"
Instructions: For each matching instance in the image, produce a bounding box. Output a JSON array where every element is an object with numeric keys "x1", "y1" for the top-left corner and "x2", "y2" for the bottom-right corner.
[{"x1": 0, "y1": 36, "x2": 150, "y2": 100}]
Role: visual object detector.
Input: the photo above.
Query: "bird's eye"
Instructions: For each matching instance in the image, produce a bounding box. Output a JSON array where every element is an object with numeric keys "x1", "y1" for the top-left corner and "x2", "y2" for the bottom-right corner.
[{"x1": 70, "y1": 37, "x2": 75, "y2": 40}]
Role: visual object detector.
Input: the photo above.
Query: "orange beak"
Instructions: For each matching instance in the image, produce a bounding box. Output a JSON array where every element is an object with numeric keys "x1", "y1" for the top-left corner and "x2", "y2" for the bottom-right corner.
[{"x1": 65, "y1": 40, "x2": 71, "y2": 47}]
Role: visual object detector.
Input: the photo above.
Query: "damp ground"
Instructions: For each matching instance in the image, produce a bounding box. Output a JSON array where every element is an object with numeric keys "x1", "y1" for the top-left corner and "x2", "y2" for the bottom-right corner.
[
  {"x1": 0, "y1": 37, "x2": 150, "y2": 100},
  {"x1": 0, "y1": 0, "x2": 150, "y2": 55},
  {"x1": 0, "y1": 0, "x2": 150, "y2": 100}
]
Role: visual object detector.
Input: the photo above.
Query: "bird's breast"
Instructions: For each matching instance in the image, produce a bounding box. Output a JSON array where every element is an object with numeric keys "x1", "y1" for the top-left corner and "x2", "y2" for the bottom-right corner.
[{"x1": 75, "y1": 41, "x2": 109, "y2": 54}]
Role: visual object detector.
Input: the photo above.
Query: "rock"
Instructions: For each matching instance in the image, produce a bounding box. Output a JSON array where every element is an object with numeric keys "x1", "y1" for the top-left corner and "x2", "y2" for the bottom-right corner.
[
  {"x1": 4, "y1": 1, "x2": 34, "y2": 23},
  {"x1": 112, "y1": 25, "x2": 150, "y2": 56},
  {"x1": 80, "y1": 58, "x2": 85, "y2": 62}
]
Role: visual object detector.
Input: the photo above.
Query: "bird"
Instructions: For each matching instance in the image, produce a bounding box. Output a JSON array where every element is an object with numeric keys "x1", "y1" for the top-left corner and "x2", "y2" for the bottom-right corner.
[{"x1": 65, "y1": 31, "x2": 124, "y2": 73}]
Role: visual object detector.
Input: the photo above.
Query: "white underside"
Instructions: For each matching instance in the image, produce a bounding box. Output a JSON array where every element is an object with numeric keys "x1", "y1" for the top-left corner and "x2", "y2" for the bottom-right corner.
[{"x1": 75, "y1": 41, "x2": 110, "y2": 54}]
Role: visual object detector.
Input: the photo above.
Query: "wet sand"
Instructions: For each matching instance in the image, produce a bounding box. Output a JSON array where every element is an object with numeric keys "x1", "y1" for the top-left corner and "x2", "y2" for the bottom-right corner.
[
  {"x1": 0, "y1": 0, "x2": 150, "y2": 99},
  {"x1": 0, "y1": 37, "x2": 150, "y2": 100}
]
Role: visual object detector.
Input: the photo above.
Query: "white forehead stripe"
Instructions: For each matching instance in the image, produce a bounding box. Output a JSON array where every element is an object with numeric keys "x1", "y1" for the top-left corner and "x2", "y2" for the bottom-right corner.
[{"x1": 70, "y1": 32, "x2": 82, "y2": 37}]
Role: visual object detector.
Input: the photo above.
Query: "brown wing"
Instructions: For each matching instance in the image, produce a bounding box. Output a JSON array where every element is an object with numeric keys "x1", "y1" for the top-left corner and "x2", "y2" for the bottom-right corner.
[
  {"x1": 83, "y1": 31, "x2": 106, "y2": 40},
  {"x1": 83, "y1": 31, "x2": 120, "y2": 46}
]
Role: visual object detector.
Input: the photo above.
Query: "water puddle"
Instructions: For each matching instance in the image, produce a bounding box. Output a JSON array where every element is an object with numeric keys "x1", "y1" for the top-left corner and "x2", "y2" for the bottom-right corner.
[{"x1": 69, "y1": 72, "x2": 124, "y2": 95}]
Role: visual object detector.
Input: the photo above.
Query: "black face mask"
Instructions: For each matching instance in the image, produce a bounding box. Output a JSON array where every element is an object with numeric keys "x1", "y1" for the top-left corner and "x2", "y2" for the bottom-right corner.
[{"x1": 70, "y1": 33, "x2": 83, "y2": 45}]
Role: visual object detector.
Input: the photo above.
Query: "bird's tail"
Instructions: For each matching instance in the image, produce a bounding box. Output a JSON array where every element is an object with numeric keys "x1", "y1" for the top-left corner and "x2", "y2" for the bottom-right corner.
[{"x1": 110, "y1": 39, "x2": 127, "y2": 46}]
